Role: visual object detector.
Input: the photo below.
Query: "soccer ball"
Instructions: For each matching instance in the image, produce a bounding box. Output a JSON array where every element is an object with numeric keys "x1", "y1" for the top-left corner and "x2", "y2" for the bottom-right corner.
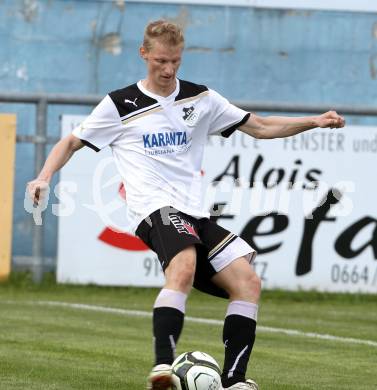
[{"x1": 171, "y1": 351, "x2": 222, "y2": 390}]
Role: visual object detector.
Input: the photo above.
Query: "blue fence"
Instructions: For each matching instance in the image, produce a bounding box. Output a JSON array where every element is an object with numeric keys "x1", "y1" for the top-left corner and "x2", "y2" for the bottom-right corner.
[{"x1": 0, "y1": 0, "x2": 376, "y2": 268}]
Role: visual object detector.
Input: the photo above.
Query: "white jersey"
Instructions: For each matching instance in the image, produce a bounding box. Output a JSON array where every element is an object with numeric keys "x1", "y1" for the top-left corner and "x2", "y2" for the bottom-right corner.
[{"x1": 72, "y1": 79, "x2": 250, "y2": 232}]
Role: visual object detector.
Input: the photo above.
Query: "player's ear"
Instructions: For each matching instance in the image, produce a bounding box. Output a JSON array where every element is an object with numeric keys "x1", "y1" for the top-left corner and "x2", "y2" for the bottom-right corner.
[{"x1": 140, "y1": 46, "x2": 148, "y2": 60}]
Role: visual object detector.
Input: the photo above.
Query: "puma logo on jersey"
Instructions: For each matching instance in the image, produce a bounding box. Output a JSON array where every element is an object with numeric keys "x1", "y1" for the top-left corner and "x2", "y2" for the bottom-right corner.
[{"x1": 124, "y1": 98, "x2": 138, "y2": 107}]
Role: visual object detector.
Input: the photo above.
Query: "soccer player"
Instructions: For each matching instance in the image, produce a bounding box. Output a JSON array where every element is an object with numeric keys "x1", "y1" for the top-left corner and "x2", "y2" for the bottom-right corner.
[{"x1": 27, "y1": 20, "x2": 345, "y2": 390}]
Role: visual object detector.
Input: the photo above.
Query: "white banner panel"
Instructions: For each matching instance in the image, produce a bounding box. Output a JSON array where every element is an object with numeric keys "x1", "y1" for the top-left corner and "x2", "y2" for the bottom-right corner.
[
  {"x1": 57, "y1": 115, "x2": 377, "y2": 293},
  {"x1": 125, "y1": 0, "x2": 377, "y2": 13}
]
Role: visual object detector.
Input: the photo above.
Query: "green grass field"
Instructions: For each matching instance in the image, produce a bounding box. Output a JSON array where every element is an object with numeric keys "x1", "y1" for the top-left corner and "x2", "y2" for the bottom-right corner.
[{"x1": 1, "y1": 273, "x2": 376, "y2": 389}]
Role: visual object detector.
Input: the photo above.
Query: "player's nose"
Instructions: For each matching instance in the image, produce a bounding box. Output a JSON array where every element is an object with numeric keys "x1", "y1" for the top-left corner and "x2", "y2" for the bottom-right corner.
[{"x1": 164, "y1": 63, "x2": 175, "y2": 76}]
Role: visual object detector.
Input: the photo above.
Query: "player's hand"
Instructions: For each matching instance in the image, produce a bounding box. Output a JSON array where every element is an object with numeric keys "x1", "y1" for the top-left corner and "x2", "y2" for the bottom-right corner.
[
  {"x1": 316, "y1": 111, "x2": 345, "y2": 129},
  {"x1": 27, "y1": 179, "x2": 50, "y2": 207}
]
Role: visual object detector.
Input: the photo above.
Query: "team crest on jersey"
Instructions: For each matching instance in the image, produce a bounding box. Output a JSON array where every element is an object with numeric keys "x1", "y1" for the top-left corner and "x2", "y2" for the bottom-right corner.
[
  {"x1": 182, "y1": 106, "x2": 199, "y2": 126},
  {"x1": 169, "y1": 215, "x2": 199, "y2": 239}
]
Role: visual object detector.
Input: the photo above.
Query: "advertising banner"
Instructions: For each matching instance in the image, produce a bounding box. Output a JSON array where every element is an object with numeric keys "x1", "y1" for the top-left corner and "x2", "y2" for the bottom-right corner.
[
  {"x1": 0, "y1": 114, "x2": 16, "y2": 281},
  {"x1": 57, "y1": 115, "x2": 377, "y2": 293}
]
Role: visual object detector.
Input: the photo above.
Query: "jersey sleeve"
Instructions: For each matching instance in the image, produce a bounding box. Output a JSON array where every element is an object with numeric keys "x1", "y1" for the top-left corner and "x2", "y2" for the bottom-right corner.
[
  {"x1": 72, "y1": 95, "x2": 123, "y2": 152},
  {"x1": 207, "y1": 89, "x2": 250, "y2": 138}
]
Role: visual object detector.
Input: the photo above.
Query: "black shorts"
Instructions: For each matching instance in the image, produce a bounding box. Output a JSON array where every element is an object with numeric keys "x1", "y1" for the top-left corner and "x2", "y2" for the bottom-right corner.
[{"x1": 135, "y1": 206, "x2": 256, "y2": 298}]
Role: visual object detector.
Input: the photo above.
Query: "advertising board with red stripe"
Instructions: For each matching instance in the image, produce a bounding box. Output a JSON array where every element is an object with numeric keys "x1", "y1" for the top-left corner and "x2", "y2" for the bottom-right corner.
[{"x1": 57, "y1": 115, "x2": 377, "y2": 292}]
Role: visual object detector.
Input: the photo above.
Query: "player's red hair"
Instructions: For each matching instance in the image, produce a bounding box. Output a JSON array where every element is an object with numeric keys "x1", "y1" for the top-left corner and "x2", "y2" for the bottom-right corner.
[{"x1": 143, "y1": 20, "x2": 184, "y2": 51}]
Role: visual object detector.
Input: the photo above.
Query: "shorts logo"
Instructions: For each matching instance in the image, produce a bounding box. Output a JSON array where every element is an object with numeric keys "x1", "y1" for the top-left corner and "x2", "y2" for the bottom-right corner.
[
  {"x1": 169, "y1": 215, "x2": 199, "y2": 239},
  {"x1": 182, "y1": 106, "x2": 199, "y2": 126}
]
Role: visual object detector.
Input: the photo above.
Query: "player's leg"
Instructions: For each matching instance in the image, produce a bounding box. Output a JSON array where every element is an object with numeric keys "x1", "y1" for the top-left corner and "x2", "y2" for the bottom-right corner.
[
  {"x1": 211, "y1": 257, "x2": 261, "y2": 389},
  {"x1": 195, "y1": 219, "x2": 260, "y2": 389},
  {"x1": 136, "y1": 208, "x2": 202, "y2": 390},
  {"x1": 153, "y1": 245, "x2": 196, "y2": 366},
  {"x1": 148, "y1": 246, "x2": 197, "y2": 389}
]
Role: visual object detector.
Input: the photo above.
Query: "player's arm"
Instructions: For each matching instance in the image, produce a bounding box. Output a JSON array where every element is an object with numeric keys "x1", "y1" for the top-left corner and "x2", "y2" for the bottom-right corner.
[
  {"x1": 27, "y1": 134, "x2": 84, "y2": 205},
  {"x1": 238, "y1": 111, "x2": 345, "y2": 139}
]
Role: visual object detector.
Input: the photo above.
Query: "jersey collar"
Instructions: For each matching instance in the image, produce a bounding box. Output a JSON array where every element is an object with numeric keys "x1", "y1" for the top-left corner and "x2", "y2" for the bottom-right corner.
[{"x1": 137, "y1": 78, "x2": 180, "y2": 104}]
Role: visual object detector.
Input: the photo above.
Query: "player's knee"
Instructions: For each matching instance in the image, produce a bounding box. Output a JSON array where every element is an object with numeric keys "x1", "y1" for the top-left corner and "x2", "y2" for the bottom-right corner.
[
  {"x1": 238, "y1": 268, "x2": 261, "y2": 301},
  {"x1": 176, "y1": 261, "x2": 195, "y2": 288},
  {"x1": 165, "y1": 247, "x2": 196, "y2": 291},
  {"x1": 249, "y1": 270, "x2": 262, "y2": 298},
  {"x1": 169, "y1": 268, "x2": 195, "y2": 292}
]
